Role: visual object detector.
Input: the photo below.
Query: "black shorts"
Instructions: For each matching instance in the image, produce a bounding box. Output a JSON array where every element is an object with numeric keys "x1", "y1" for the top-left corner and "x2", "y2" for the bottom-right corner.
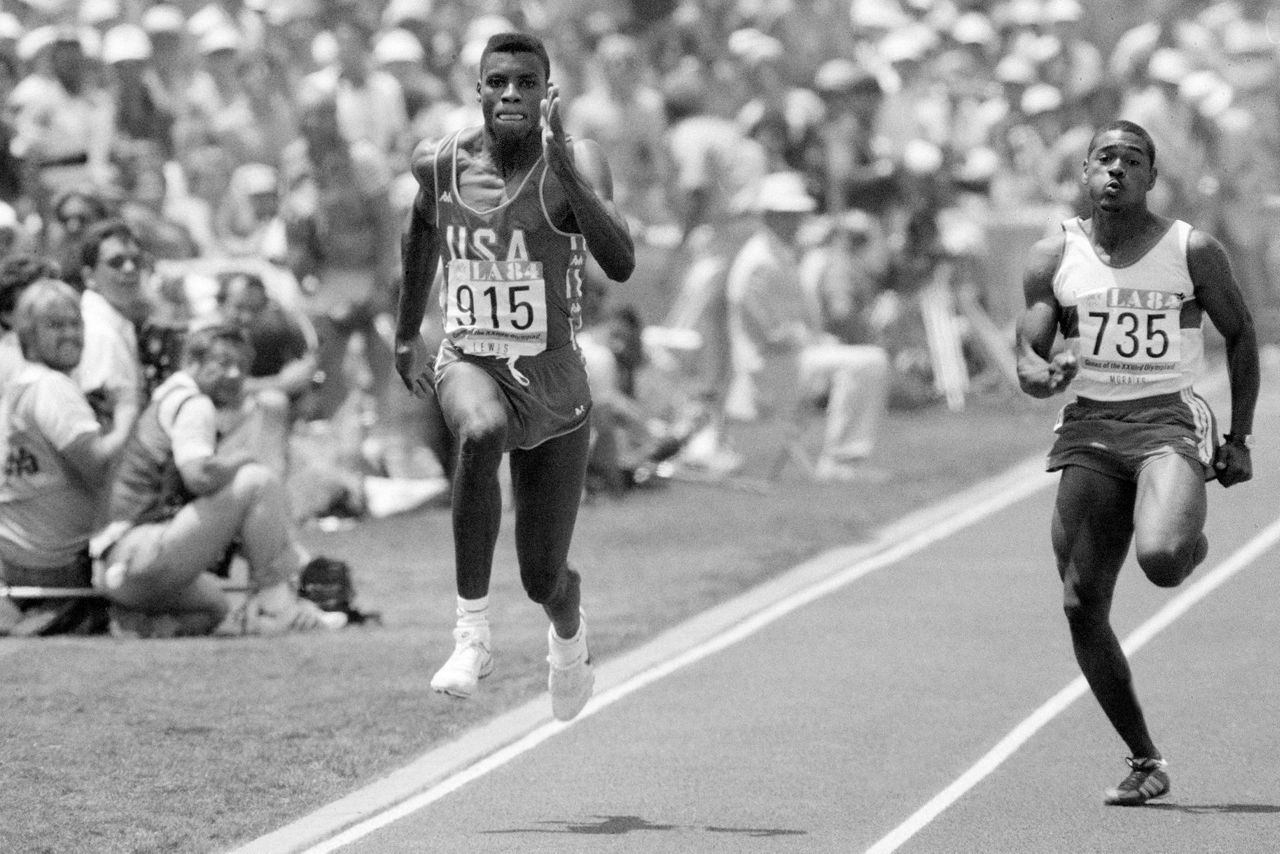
[
  {"x1": 1047, "y1": 390, "x2": 1218, "y2": 482},
  {"x1": 435, "y1": 339, "x2": 592, "y2": 452}
]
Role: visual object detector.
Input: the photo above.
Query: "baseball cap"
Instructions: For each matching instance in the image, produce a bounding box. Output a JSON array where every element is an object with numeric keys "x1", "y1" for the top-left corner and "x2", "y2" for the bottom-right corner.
[
  {"x1": 951, "y1": 11, "x2": 996, "y2": 46},
  {"x1": 878, "y1": 24, "x2": 937, "y2": 64},
  {"x1": 373, "y1": 28, "x2": 424, "y2": 65},
  {"x1": 728, "y1": 28, "x2": 783, "y2": 66},
  {"x1": 902, "y1": 138, "x2": 943, "y2": 175},
  {"x1": 849, "y1": 0, "x2": 909, "y2": 30},
  {"x1": 1021, "y1": 82, "x2": 1063, "y2": 115},
  {"x1": 141, "y1": 4, "x2": 185, "y2": 35},
  {"x1": 753, "y1": 171, "x2": 817, "y2": 213},
  {"x1": 383, "y1": 0, "x2": 433, "y2": 27},
  {"x1": 1221, "y1": 20, "x2": 1275, "y2": 56},
  {"x1": 0, "y1": 13, "x2": 23, "y2": 42},
  {"x1": 1043, "y1": 0, "x2": 1084, "y2": 23},
  {"x1": 79, "y1": 0, "x2": 120, "y2": 27},
  {"x1": 814, "y1": 58, "x2": 880, "y2": 94},
  {"x1": 197, "y1": 24, "x2": 241, "y2": 56},
  {"x1": 1004, "y1": 0, "x2": 1044, "y2": 27},
  {"x1": 232, "y1": 163, "x2": 278, "y2": 196},
  {"x1": 1179, "y1": 70, "x2": 1233, "y2": 119},
  {"x1": 16, "y1": 25, "x2": 56, "y2": 63},
  {"x1": 1146, "y1": 47, "x2": 1191, "y2": 84},
  {"x1": 102, "y1": 23, "x2": 151, "y2": 64},
  {"x1": 994, "y1": 53, "x2": 1037, "y2": 84}
]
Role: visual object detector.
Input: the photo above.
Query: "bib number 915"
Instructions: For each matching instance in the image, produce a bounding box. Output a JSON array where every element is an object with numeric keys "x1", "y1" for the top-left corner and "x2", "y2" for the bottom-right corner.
[{"x1": 454, "y1": 283, "x2": 535, "y2": 330}]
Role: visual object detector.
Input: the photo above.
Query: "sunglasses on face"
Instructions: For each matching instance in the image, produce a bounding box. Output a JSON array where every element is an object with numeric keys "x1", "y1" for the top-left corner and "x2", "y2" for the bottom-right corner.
[{"x1": 101, "y1": 253, "x2": 144, "y2": 270}]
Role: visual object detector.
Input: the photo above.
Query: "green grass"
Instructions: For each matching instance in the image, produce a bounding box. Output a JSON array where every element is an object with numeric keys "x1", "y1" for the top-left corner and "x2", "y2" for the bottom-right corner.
[{"x1": 0, "y1": 388, "x2": 1061, "y2": 854}]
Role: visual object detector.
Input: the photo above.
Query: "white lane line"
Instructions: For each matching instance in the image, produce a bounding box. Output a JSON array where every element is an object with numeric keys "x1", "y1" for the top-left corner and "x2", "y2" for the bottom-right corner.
[
  {"x1": 865, "y1": 514, "x2": 1280, "y2": 854},
  {"x1": 280, "y1": 461, "x2": 1056, "y2": 854}
]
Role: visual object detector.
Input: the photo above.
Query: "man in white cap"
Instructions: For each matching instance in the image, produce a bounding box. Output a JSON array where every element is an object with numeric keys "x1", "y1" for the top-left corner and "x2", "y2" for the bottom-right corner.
[
  {"x1": 138, "y1": 3, "x2": 194, "y2": 105},
  {"x1": 187, "y1": 0, "x2": 263, "y2": 54},
  {"x1": 10, "y1": 26, "x2": 113, "y2": 224},
  {"x1": 811, "y1": 58, "x2": 894, "y2": 218},
  {"x1": 372, "y1": 27, "x2": 445, "y2": 130},
  {"x1": 730, "y1": 29, "x2": 825, "y2": 171},
  {"x1": 102, "y1": 23, "x2": 175, "y2": 159},
  {"x1": 724, "y1": 171, "x2": 890, "y2": 480}
]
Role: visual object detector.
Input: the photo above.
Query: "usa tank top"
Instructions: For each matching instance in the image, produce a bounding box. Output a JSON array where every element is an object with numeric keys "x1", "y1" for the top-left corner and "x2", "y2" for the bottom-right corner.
[
  {"x1": 1053, "y1": 217, "x2": 1204, "y2": 401},
  {"x1": 432, "y1": 128, "x2": 589, "y2": 382}
]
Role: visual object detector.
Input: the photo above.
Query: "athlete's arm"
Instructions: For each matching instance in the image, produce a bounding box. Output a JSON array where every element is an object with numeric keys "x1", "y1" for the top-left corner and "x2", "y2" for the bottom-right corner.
[
  {"x1": 541, "y1": 83, "x2": 635, "y2": 282},
  {"x1": 395, "y1": 139, "x2": 443, "y2": 397},
  {"x1": 1016, "y1": 233, "x2": 1076, "y2": 398},
  {"x1": 1189, "y1": 228, "x2": 1258, "y2": 486}
]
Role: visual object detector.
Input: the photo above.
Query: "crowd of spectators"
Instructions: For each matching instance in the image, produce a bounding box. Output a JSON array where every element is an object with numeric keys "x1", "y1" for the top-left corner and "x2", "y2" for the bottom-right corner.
[{"x1": 0, "y1": 0, "x2": 1276, "y2": 627}]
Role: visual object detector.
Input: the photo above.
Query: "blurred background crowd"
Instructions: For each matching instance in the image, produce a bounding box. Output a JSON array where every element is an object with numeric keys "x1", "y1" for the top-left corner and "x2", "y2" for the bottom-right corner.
[{"x1": 0, "y1": 0, "x2": 1275, "y2": 502}]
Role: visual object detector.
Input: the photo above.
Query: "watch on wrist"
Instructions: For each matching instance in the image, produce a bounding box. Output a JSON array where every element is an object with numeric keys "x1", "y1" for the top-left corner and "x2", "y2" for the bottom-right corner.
[{"x1": 1224, "y1": 433, "x2": 1254, "y2": 449}]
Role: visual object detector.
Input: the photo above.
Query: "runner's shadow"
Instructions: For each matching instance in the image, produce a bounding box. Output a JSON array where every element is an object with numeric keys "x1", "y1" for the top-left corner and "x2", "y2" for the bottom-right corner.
[
  {"x1": 1147, "y1": 803, "x2": 1280, "y2": 814},
  {"x1": 482, "y1": 814, "x2": 807, "y2": 838}
]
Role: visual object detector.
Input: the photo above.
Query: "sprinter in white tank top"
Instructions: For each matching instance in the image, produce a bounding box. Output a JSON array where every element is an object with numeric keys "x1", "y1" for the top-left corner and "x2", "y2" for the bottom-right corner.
[{"x1": 1015, "y1": 121, "x2": 1260, "y2": 806}]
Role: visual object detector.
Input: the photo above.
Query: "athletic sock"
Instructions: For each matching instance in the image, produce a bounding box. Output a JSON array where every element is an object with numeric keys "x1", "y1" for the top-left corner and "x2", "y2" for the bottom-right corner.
[
  {"x1": 549, "y1": 619, "x2": 584, "y2": 666},
  {"x1": 456, "y1": 596, "x2": 489, "y2": 628}
]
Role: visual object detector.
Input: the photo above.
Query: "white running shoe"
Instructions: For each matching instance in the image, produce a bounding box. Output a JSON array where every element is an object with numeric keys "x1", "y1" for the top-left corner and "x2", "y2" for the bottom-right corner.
[
  {"x1": 430, "y1": 625, "x2": 494, "y2": 698},
  {"x1": 547, "y1": 616, "x2": 594, "y2": 721}
]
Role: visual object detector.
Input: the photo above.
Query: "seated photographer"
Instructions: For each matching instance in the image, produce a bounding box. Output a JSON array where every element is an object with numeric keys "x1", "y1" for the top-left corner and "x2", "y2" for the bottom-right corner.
[
  {"x1": 0, "y1": 280, "x2": 134, "y2": 634},
  {"x1": 92, "y1": 323, "x2": 346, "y2": 636}
]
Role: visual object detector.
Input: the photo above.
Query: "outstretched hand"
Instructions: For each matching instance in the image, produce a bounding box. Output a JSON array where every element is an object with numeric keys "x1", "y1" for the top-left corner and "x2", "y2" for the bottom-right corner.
[
  {"x1": 540, "y1": 84, "x2": 573, "y2": 175},
  {"x1": 395, "y1": 336, "x2": 436, "y2": 400}
]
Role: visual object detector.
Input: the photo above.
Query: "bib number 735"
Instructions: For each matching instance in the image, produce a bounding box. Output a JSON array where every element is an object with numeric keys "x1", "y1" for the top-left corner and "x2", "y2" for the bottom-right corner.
[{"x1": 1088, "y1": 310, "x2": 1171, "y2": 359}]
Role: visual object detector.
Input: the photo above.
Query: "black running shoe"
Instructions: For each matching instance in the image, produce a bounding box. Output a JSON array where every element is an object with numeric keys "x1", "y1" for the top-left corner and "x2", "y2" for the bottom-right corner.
[{"x1": 1104, "y1": 757, "x2": 1170, "y2": 806}]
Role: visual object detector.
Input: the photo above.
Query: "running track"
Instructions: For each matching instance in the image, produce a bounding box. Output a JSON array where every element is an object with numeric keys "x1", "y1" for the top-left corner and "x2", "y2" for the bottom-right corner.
[{"x1": 236, "y1": 368, "x2": 1280, "y2": 854}]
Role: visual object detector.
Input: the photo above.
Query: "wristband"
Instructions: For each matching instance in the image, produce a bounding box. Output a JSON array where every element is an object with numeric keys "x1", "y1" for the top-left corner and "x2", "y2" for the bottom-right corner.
[{"x1": 1224, "y1": 433, "x2": 1253, "y2": 449}]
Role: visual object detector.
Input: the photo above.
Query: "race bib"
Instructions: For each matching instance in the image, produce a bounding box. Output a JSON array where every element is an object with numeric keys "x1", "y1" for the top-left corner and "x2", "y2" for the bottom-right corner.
[
  {"x1": 444, "y1": 260, "x2": 548, "y2": 358},
  {"x1": 1076, "y1": 286, "x2": 1183, "y2": 385}
]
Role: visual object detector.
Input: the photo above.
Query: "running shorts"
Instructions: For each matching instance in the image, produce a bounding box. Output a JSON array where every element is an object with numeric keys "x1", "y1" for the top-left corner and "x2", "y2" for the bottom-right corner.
[
  {"x1": 434, "y1": 339, "x2": 592, "y2": 452},
  {"x1": 1047, "y1": 389, "x2": 1218, "y2": 482}
]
